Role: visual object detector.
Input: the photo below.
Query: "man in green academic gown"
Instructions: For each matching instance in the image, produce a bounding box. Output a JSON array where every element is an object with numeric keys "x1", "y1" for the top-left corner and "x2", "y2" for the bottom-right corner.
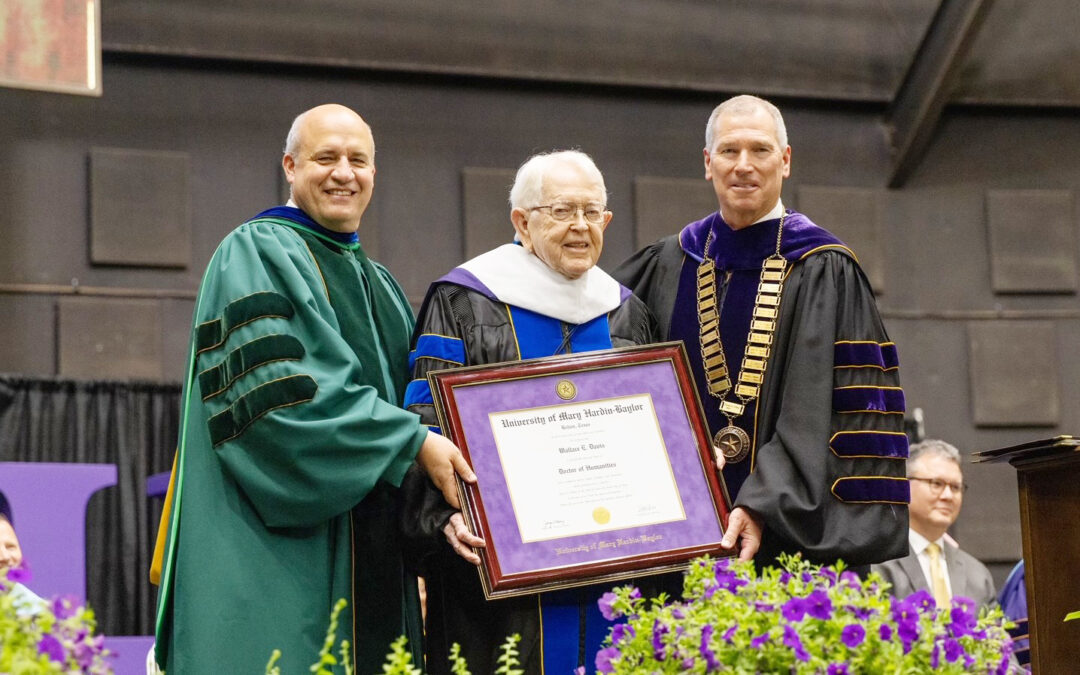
[{"x1": 152, "y1": 104, "x2": 476, "y2": 673}]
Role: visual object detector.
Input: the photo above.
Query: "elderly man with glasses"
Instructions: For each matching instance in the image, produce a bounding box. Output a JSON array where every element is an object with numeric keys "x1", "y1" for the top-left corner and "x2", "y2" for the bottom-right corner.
[
  {"x1": 872, "y1": 439, "x2": 997, "y2": 608},
  {"x1": 399, "y1": 149, "x2": 664, "y2": 674}
]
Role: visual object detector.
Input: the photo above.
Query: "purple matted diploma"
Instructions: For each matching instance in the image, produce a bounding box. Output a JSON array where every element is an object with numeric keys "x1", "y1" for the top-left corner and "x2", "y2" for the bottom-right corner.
[{"x1": 428, "y1": 342, "x2": 733, "y2": 599}]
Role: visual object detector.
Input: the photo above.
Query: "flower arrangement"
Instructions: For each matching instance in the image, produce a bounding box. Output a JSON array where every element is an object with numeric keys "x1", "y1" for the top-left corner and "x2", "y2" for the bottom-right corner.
[
  {"x1": 594, "y1": 554, "x2": 1018, "y2": 674},
  {"x1": 0, "y1": 566, "x2": 113, "y2": 674}
]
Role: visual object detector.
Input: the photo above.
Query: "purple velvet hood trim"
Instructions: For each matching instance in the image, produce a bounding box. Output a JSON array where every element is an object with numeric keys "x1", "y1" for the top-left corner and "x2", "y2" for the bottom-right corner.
[{"x1": 678, "y1": 210, "x2": 852, "y2": 269}]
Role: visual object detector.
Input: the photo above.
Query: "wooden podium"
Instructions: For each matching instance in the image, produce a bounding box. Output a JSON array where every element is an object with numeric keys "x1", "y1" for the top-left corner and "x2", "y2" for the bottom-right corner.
[{"x1": 974, "y1": 436, "x2": 1080, "y2": 673}]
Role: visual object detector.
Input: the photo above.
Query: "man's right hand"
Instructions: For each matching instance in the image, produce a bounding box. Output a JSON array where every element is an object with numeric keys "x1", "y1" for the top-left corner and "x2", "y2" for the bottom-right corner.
[{"x1": 416, "y1": 430, "x2": 477, "y2": 510}]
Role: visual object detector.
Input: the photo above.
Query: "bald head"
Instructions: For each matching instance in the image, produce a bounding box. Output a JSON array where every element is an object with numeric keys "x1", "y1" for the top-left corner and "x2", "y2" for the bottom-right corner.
[
  {"x1": 284, "y1": 104, "x2": 373, "y2": 158},
  {"x1": 282, "y1": 104, "x2": 377, "y2": 233}
]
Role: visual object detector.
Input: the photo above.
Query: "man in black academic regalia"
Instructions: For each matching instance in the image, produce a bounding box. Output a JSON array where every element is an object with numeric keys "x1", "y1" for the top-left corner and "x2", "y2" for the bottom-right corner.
[{"x1": 615, "y1": 95, "x2": 909, "y2": 568}]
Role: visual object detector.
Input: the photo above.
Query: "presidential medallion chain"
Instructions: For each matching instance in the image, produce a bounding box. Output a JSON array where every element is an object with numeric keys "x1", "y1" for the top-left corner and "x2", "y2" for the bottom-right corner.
[{"x1": 697, "y1": 212, "x2": 787, "y2": 463}]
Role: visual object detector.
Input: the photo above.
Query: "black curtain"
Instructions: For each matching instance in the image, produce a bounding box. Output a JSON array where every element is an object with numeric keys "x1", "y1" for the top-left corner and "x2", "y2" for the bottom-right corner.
[{"x1": 0, "y1": 375, "x2": 180, "y2": 635}]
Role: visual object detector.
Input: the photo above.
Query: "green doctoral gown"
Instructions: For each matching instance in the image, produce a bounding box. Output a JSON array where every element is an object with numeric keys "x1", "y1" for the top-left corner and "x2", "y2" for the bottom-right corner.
[{"x1": 154, "y1": 208, "x2": 426, "y2": 673}]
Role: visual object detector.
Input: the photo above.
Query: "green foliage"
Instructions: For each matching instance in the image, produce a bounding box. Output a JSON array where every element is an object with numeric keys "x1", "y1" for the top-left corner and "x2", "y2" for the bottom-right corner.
[
  {"x1": 265, "y1": 649, "x2": 282, "y2": 675},
  {"x1": 270, "y1": 605, "x2": 527, "y2": 675},
  {"x1": 494, "y1": 633, "x2": 524, "y2": 675},
  {"x1": 448, "y1": 643, "x2": 470, "y2": 675},
  {"x1": 0, "y1": 571, "x2": 113, "y2": 674},
  {"x1": 311, "y1": 598, "x2": 351, "y2": 675},
  {"x1": 591, "y1": 554, "x2": 1019, "y2": 674},
  {"x1": 380, "y1": 636, "x2": 421, "y2": 675}
]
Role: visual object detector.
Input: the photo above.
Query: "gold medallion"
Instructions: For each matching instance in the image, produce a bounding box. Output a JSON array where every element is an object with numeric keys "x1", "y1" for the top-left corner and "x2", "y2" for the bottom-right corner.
[
  {"x1": 697, "y1": 212, "x2": 787, "y2": 467},
  {"x1": 713, "y1": 425, "x2": 750, "y2": 463},
  {"x1": 555, "y1": 379, "x2": 577, "y2": 400}
]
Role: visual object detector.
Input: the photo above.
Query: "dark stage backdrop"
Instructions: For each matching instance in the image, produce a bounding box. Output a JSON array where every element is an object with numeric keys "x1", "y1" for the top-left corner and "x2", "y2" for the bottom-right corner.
[{"x1": 0, "y1": 375, "x2": 179, "y2": 635}]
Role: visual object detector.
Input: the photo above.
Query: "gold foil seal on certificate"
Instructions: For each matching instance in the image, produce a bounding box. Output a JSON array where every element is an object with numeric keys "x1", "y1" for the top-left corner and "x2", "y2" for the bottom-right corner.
[
  {"x1": 592, "y1": 507, "x2": 611, "y2": 524},
  {"x1": 556, "y1": 379, "x2": 577, "y2": 400}
]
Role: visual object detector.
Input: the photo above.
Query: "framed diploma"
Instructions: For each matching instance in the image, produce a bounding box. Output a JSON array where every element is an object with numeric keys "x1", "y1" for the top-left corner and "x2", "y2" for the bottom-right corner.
[{"x1": 428, "y1": 342, "x2": 733, "y2": 599}]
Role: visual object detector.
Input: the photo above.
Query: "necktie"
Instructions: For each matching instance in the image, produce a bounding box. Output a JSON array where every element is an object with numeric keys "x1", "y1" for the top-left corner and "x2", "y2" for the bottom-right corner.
[{"x1": 926, "y1": 542, "x2": 951, "y2": 607}]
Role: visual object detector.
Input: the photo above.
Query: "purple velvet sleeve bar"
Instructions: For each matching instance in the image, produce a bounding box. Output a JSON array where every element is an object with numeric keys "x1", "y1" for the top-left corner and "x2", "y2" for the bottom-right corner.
[
  {"x1": 833, "y1": 386, "x2": 906, "y2": 414},
  {"x1": 831, "y1": 477, "x2": 910, "y2": 504},
  {"x1": 834, "y1": 341, "x2": 899, "y2": 370},
  {"x1": 830, "y1": 431, "x2": 909, "y2": 459}
]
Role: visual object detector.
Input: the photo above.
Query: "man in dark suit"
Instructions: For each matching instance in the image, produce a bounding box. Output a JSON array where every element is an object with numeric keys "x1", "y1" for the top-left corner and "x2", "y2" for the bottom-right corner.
[{"x1": 872, "y1": 439, "x2": 996, "y2": 607}]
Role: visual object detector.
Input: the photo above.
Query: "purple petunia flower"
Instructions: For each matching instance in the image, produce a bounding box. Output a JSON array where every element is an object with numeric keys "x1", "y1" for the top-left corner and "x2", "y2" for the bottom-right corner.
[
  {"x1": 931, "y1": 642, "x2": 941, "y2": 668},
  {"x1": 891, "y1": 597, "x2": 921, "y2": 647},
  {"x1": 750, "y1": 631, "x2": 770, "y2": 648},
  {"x1": 715, "y1": 569, "x2": 749, "y2": 594},
  {"x1": 628, "y1": 587, "x2": 642, "y2": 601},
  {"x1": 782, "y1": 624, "x2": 810, "y2": 662},
  {"x1": 73, "y1": 639, "x2": 99, "y2": 670},
  {"x1": 879, "y1": 623, "x2": 893, "y2": 641},
  {"x1": 721, "y1": 623, "x2": 737, "y2": 643},
  {"x1": 595, "y1": 646, "x2": 619, "y2": 674},
  {"x1": 671, "y1": 606, "x2": 686, "y2": 620},
  {"x1": 995, "y1": 654, "x2": 1010, "y2": 675},
  {"x1": 907, "y1": 589, "x2": 936, "y2": 615},
  {"x1": 611, "y1": 622, "x2": 635, "y2": 646},
  {"x1": 713, "y1": 557, "x2": 731, "y2": 574},
  {"x1": 806, "y1": 589, "x2": 833, "y2": 620},
  {"x1": 651, "y1": 619, "x2": 669, "y2": 660},
  {"x1": 782, "y1": 597, "x2": 807, "y2": 622},
  {"x1": 943, "y1": 637, "x2": 965, "y2": 663},
  {"x1": 949, "y1": 598, "x2": 978, "y2": 638},
  {"x1": 839, "y1": 571, "x2": 861, "y2": 588},
  {"x1": 38, "y1": 634, "x2": 65, "y2": 662},
  {"x1": 818, "y1": 568, "x2": 838, "y2": 586},
  {"x1": 52, "y1": 595, "x2": 80, "y2": 620},
  {"x1": 7, "y1": 561, "x2": 32, "y2": 584},
  {"x1": 827, "y1": 664, "x2": 850, "y2": 675},
  {"x1": 598, "y1": 592, "x2": 619, "y2": 621},
  {"x1": 700, "y1": 624, "x2": 721, "y2": 671},
  {"x1": 841, "y1": 624, "x2": 865, "y2": 648},
  {"x1": 801, "y1": 571, "x2": 813, "y2": 583},
  {"x1": 780, "y1": 571, "x2": 793, "y2": 584},
  {"x1": 847, "y1": 604, "x2": 875, "y2": 620},
  {"x1": 754, "y1": 601, "x2": 775, "y2": 613}
]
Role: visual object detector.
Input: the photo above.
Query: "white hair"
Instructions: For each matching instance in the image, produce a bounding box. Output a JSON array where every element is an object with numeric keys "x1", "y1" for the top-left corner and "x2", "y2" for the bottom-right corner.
[
  {"x1": 705, "y1": 94, "x2": 788, "y2": 151},
  {"x1": 283, "y1": 110, "x2": 308, "y2": 158},
  {"x1": 509, "y1": 150, "x2": 608, "y2": 211}
]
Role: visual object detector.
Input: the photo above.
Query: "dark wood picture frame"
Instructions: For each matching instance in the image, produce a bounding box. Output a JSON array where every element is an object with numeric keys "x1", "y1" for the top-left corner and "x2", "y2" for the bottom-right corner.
[{"x1": 429, "y1": 342, "x2": 733, "y2": 599}]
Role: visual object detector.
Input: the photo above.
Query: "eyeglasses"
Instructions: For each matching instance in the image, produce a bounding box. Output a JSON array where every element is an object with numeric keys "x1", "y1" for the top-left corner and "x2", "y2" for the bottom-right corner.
[
  {"x1": 908, "y1": 476, "x2": 967, "y2": 495},
  {"x1": 530, "y1": 202, "x2": 608, "y2": 224}
]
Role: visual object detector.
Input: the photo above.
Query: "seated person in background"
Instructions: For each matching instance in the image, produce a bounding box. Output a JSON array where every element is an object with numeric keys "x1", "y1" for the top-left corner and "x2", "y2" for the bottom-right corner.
[
  {"x1": 997, "y1": 560, "x2": 1030, "y2": 667},
  {"x1": 0, "y1": 497, "x2": 46, "y2": 616},
  {"x1": 400, "y1": 150, "x2": 663, "y2": 675},
  {"x1": 872, "y1": 439, "x2": 996, "y2": 607}
]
